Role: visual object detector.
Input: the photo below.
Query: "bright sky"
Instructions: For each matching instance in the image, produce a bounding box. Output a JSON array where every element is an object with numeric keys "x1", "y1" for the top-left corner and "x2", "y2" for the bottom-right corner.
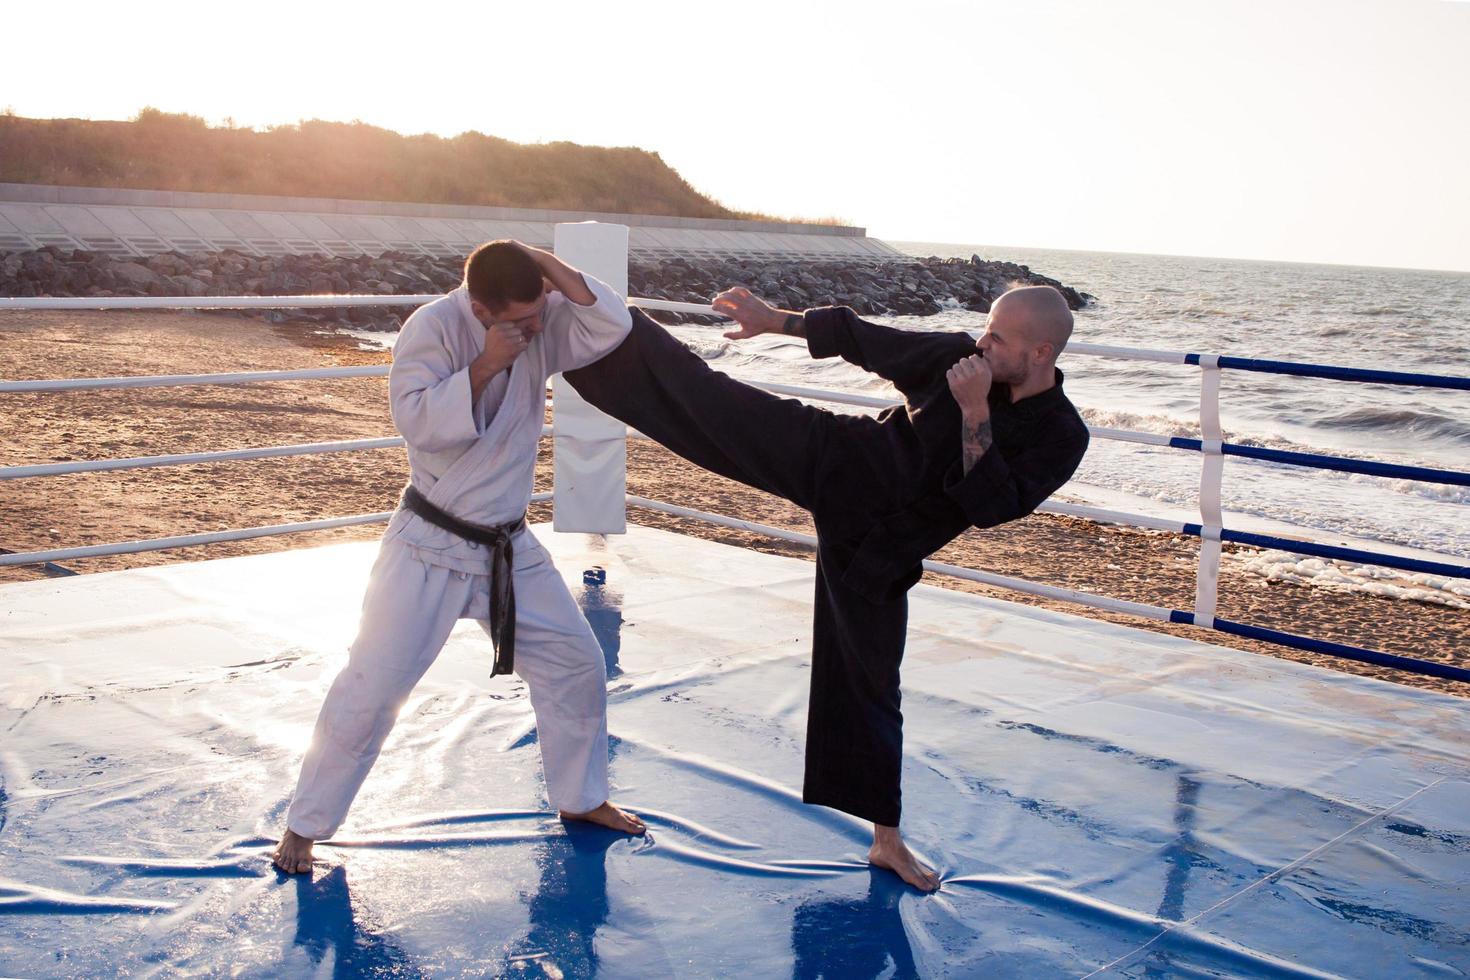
[{"x1": 3, "y1": 0, "x2": 1467, "y2": 271}]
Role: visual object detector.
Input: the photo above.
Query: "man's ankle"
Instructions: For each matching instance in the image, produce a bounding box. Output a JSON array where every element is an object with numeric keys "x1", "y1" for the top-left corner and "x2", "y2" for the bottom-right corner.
[{"x1": 873, "y1": 823, "x2": 904, "y2": 845}]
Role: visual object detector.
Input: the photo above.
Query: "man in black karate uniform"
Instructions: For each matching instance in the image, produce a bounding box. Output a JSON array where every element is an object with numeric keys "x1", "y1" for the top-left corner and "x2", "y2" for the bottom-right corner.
[{"x1": 564, "y1": 284, "x2": 1089, "y2": 891}]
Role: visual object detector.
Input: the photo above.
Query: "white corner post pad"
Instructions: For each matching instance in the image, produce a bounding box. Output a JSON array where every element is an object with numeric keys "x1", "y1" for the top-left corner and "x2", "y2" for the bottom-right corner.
[
  {"x1": 1193, "y1": 353, "x2": 1224, "y2": 628},
  {"x1": 551, "y1": 221, "x2": 629, "y2": 534}
]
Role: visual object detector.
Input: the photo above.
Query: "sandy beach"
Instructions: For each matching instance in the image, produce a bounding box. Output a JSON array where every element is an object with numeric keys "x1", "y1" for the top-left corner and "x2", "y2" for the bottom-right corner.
[{"x1": 2, "y1": 308, "x2": 1466, "y2": 696}]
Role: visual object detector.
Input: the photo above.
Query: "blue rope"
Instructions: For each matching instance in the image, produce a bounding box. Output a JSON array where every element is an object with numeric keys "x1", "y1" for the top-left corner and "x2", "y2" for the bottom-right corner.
[
  {"x1": 1183, "y1": 353, "x2": 1470, "y2": 391},
  {"x1": 1166, "y1": 610, "x2": 1470, "y2": 682},
  {"x1": 1209, "y1": 618, "x2": 1470, "y2": 684},
  {"x1": 1167, "y1": 437, "x2": 1470, "y2": 487},
  {"x1": 1178, "y1": 524, "x2": 1470, "y2": 580}
]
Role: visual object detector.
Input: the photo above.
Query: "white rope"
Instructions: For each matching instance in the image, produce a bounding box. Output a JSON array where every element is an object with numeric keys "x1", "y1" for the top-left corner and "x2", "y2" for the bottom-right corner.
[
  {"x1": 626, "y1": 297, "x2": 1197, "y2": 365},
  {"x1": 1065, "y1": 342, "x2": 1193, "y2": 364},
  {"x1": 626, "y1": 495, "x2": 818, "y2": 546},
  {"x1": 629, "y1": 298, "x2": 725, "y2": 317},
  {"x1": 0, "y1": 437, "x2": 406, "y2": 480},
  {"x1": 0, "y1": 513, "x2": 395, "y2": 566},
  {"x1": 1038, "y1": 501, "x2": 1187, "y2": 534},
  {"x1": 747, "y1": 380, "x2": 897, "y2": 410},
  {"x1": 1084, "y1": 426, "x2": 1176, "y2": 448},
  {"x1": 0, "y1": 492, "x2": 555, "y2": 567},
  {"x1": 920, "y1": 557, "x2": 1176, "y2": 622},
  {"x1": 4, "y1": 293, "x2": 1203, "y2": 366},
  {"x1": 3, "y1": 427, "x2": 553, "y2": 480},
  {"x1": 0, "y1": 294, "x2": 438, "y2": 311},
  {"x1": 0, "y1": 365, "x2": 389, "y2": 393},
  {"x1": 625, "y1": 496, "x2": 1176, "y2": 622}
]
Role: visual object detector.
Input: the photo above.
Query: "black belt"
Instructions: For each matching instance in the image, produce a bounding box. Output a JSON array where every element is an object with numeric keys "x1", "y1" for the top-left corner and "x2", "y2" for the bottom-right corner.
[{"x1": 401, "y1": 484, "x2": 526, "y2": 677}]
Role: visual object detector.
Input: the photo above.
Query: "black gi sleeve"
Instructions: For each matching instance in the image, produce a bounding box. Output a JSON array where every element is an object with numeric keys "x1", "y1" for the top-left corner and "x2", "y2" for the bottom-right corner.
[
  {"x1": 941, "y1": 425, "x2": 1090, "y2": 528},
  {"x1": 804, "y1": 306, "x2": 974, "y2": 400}
]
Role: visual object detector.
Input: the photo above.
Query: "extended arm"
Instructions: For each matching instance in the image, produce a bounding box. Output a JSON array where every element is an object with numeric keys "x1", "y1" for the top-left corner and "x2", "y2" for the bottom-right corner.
[
  {"x1": 712, "y1": 286, "x2": 805, "y2": 339},
  {"x1": 713, "y1": 286, "x2": 971, "y2": 399}
]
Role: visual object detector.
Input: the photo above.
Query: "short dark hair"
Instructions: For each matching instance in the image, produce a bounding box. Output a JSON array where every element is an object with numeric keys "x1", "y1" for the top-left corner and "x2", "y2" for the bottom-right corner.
[{"x1": 464, "y1": 240, "x2": 543, "y2": 311}]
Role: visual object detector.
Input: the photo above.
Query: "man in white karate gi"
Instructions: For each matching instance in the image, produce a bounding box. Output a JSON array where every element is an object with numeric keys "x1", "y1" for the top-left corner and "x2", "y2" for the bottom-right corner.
[{"x1": 273, "y1": 241, "x2": 645, "y2": 874}]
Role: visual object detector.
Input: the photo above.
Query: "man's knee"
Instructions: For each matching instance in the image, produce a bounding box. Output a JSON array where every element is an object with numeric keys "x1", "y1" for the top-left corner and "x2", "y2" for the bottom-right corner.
[
  {"x1": 326, "y1": 672, "x2": 412, "y2": 726},
  {"x1": 522, "y1": 637, "x2": 608, "y2": 702}
]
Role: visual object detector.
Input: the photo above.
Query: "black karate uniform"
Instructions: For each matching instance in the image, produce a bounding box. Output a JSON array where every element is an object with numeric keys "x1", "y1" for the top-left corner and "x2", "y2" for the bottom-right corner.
[{"x1": 565, "y1": 307, "x2": 1090, "y2": 826}]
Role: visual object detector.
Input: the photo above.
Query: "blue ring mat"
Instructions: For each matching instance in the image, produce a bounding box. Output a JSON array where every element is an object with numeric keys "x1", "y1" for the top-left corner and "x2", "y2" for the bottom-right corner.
[{"x1": 2, "y1": 526, "x2": 1467, "y2": 977}]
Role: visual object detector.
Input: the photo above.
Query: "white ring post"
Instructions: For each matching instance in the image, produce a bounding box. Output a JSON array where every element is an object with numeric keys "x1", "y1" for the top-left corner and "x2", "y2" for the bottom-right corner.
[
  {"x1": 551, "y1": 222, "x2": 629, "y2": 534},
  {"x1": 1194, "y1": 355, "x2": 1224, "y2": 627}
]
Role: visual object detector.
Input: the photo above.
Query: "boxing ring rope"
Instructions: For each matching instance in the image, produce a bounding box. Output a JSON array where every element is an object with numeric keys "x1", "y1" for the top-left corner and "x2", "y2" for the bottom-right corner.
[
  {"x1": 0, "y1": 437, "x2": 407, "y2": 480},
  {"x1": 0, "y1": 365, "x2": 390, "y2": 393},
  {"x1": 2, "y1": 242, "x2": 1468, "y2": 682},
  {"x1": 622, "y1": 496, "x2": 1470, "y2": 683},
  {"x1": 0, "y1": 492, "x2": 554, "y2": 567},
  {"x1": 0, "y1": 428, "x2": 552, "y2": 480},
  {"x1": 0, "y1": 295, "x2": 440, "y2": 311},
  {"x1": 630, "y1": 294, "x2": 1470, "y2": 682},
  {"x1": 625, "y1": 494, "x2": 1177, "y2": 622}
]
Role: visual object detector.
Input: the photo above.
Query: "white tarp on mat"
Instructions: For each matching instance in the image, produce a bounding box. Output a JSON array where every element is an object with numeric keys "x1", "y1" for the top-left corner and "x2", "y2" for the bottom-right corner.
[{"x1": 1, "y1": 526, "x2": 1467, "y2": 977}]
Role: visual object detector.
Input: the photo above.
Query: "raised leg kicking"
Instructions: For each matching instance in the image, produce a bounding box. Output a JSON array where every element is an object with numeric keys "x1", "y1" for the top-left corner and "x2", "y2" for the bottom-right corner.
[{"x1": 564, "y1": 285, "x2": 1089, "y2": 890}]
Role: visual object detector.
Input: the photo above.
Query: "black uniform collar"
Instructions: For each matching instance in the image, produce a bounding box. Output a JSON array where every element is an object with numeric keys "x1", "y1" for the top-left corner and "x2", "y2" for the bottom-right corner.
[{"x1": 989, "y1": 368, "x2": 1067, "y2": 417}]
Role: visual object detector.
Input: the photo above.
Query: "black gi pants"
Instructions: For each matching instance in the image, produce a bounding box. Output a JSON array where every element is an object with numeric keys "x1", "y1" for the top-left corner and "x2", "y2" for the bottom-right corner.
[{"x1": 565, "y1": 310, "x2": 910, "y2": 827}]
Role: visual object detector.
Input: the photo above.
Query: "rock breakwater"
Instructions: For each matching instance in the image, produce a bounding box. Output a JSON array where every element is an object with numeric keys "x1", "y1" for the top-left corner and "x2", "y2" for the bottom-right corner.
[{"x1": 0, "y1": 246, "x2": 1092, "y2": 332}]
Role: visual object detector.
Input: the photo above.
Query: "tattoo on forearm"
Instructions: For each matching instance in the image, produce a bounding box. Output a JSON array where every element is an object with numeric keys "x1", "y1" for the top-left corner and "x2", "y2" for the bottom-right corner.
[
  {"x1": 781, "y1": 312, "x2": 805, "y2": 337},
  {"x1": 961, "y1": 418, "x2": 993, "y2": 474}
]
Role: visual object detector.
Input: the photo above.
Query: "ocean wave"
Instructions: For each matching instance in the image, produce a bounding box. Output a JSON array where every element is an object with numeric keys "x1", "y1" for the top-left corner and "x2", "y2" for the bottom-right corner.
[
  {"x1": 1073, "y1": 408, "x2": 1338, "y2": 456},
  {"x1": 1314, "y1": 407, "x2": 1470, "y2": 446},
  {"x1": 1349, "y1": 306, "x2": 1432, "y2": 318},
  {"x1": 684, "y1": 335, "x2": 735, "y2": 361},
  {"x1": 1226, "y1": 551, "x2": 1470, "y2": 611},
  {"x1": 1044, "y1": 403, "x2": 1470, "y2": 484},
  {"x1": 1342, "y1": 473, "x2": 1470, "y2": 506},
  {"x1": 1078, "y1": 408, "x2": 1199, "y2": 439}
]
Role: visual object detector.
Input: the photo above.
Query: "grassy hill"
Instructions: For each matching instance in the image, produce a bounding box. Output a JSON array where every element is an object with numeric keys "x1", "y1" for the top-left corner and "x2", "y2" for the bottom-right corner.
[{"x1": 0, "y1": 109, "x2": 760, "y2": 220}]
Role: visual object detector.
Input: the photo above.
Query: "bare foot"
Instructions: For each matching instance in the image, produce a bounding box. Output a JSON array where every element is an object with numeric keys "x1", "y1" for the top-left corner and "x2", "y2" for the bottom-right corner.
[
  {"x1": 559, "y1": 800, "x2": 647, "y2": 835},
  {"x1": 869, "y1": 825, "x2": 941, "y2": 892},
  {"x1": 271, "y1": 829, "x2": 316, "y2": 874}
]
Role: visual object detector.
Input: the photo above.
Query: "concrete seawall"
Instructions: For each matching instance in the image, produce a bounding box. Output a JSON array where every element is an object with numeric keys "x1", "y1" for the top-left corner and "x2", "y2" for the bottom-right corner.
[{"x1": 0, "y1": 183, "x2": 902, "y2": 262}]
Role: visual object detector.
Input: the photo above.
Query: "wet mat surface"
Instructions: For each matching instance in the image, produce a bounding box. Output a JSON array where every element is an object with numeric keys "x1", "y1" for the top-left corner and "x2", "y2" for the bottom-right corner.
[{"x1": 2, "y1": 526, "x2": 1468, "y2": 977}]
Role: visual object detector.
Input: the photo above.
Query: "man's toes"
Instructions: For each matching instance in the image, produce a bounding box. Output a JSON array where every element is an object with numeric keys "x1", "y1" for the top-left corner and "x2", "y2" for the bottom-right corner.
[{"x1": 911, "y1": 871, "x2": 938, "y2": 892}]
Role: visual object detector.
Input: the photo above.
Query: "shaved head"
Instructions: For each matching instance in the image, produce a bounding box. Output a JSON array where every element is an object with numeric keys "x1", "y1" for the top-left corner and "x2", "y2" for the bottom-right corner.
[
  {"x1": 992, "y1": 285, "x2": 1073, "y2": 361},
  {"x1": 975, "y1": 284, "x2": 1075, "y2": 396}
]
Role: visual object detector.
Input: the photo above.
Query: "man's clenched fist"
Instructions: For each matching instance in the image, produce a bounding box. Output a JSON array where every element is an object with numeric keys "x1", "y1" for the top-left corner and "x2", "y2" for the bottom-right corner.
[
  {"x1": 946, "y1": 354, "x2": 993, "y2": 417},
  {"x1": 480, "y1": 321, "x2": 530, "y2": 373}
]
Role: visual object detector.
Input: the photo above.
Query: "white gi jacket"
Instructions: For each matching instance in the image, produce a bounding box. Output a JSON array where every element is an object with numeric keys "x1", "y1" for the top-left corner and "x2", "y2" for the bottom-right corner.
[{"x1": 383, "y1": 276, "x2": 632, "y2": 572}]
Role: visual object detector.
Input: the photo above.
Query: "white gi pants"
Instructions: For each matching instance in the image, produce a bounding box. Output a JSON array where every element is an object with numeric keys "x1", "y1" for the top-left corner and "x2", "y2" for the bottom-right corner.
[{"x1": 285, "y1": 531, "x2": 609, "y2": 840}]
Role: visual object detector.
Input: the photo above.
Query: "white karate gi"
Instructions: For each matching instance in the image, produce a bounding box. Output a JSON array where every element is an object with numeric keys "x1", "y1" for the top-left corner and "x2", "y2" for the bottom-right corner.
[{"x1": 286, "y1": 275, "x2": 632, "y2": 841}]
